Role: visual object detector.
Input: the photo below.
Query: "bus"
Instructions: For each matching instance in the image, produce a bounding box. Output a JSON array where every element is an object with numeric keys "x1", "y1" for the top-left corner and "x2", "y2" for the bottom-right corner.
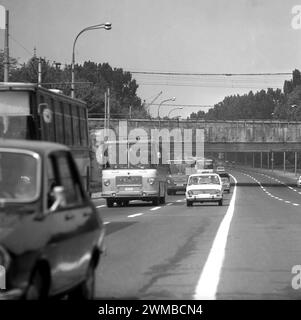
[
  {"x1": 166, "y1": 159, "x2": 196, "y2": 195},
  {"x1": 0, "y1": 82, "x2": 92, "y2": 192},
  {"x1": 100, "y1": 138, "x2": 168, "y2": 207}
]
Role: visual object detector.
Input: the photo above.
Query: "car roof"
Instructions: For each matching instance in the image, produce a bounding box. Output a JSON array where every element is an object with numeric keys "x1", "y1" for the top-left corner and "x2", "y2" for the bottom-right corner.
[
  {"x1": 0, "y1": 139, "x2": 70, "y2": 155},
  {"x1": 188, "y1": 173, "x2": 220, "y2": 177}
]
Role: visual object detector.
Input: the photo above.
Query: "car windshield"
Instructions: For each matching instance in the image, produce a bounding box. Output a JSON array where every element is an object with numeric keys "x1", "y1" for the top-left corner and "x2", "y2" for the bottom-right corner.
[
  {"x1": 0, "y1": 151, "x2": 39, "y2": 202},
  {"x1": 189, "y1": 175, "x2": 220, "y2": 185}
]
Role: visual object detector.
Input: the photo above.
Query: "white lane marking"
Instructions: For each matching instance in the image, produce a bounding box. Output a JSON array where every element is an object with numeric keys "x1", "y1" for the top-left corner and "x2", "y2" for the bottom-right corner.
[
  {"x1": 176, "y1": 199, "x2": 184, "y2": 202},
  {"x1": 166, "y1": 203, "x2": 173, "y2": 206},
  {"x1": 285, "y1": 201, "x2": 291, "y2": 204},
  {"x1": 288, "y1": 187, "x2": 294, "y2": 190},
  {"x1": 194, "y1": 175, "x2": 238, "y2": 300},
  {"x1": 150, "y1": 206, "x2": 161, "y2": 211},
  {"x1": 293, "y1": 203, "x2": 300, "y2": 206},
  {"x1": 128, "y1": 213, "x2": 143, "y2": 218},
  {"x1": 104, "y1": 222, "x2": 110, "y2": 225},
  {"x1": 96, "y1": 204, "x2": 106, "y2": 208}
]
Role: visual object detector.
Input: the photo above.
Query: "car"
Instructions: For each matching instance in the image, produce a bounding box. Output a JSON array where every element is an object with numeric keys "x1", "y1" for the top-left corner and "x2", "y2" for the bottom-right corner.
[
  {"x1": 297, "y1": 176, "x2": 301, "y2": 188},
  {"x1": 185, "y1": 173, "x2": 223, "y2": 207},
  {"x1": 216, "y1": 166, "x2": 225, "y2": 173},
  {"x1": 0, "y1": 139, "x2": 105, "y2": 300},
  {"x1": 218, "y1": 172, "x2": 231, "y2": 193}
]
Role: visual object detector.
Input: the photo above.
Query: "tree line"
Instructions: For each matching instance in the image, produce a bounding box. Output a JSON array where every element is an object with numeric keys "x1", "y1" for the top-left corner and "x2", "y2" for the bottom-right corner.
[
  {"x1": 189, "y1": 69, "x2": 301, "y2": 121},
  {"x1": 0, "y1": 52, "x2": 147, "y2": 119}
]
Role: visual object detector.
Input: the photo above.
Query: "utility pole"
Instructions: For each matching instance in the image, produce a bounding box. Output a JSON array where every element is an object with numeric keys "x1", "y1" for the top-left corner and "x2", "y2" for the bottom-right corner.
[
  {"x1": 38, "y1": 58, "x2": 42, "y2": 87},
  {"x1": 107, "y1": 87, "x2": 110, "y2": 130},
  {"x1": 4, "y1": 10, "x2": 9, "y2": 82}
]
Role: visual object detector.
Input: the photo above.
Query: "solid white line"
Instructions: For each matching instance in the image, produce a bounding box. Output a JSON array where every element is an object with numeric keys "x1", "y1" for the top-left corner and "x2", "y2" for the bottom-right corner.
[
  {"x1": 128, "y1": 213, "x2": 143, "y2": 218},
  {"x1": 194, "y1": 174, "x2": 238, "y2": 300},
  {"x1": 150, "y1": 206, "x2": 161, "y2": 211},
  {"x1": 96, "y1": 204, "x2": 106, "y2": 208}
]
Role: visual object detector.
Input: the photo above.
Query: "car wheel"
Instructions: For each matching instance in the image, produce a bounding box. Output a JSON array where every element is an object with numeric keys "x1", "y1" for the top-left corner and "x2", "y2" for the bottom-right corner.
[
  {"x1": 69, "y1": 264, "x2": 95, "y2": 300},
  {"x1": 159, "y1": 194, "x2": 166, "y2": 204},
  {"x1": 218, "y1": 199, "x2": 223, "y2": 206},
  {"x1": 106, "y1": 199, "x2": 113, "y2": 207},
  {"x1": 152, "y1": 197, "x2": 159, "y2": 206},
  {"x1": 24, "y1": 271, "x2": 47, "y2": 300},
  {"x1": 186, "y1": 200, "x2": 192, "y2": 207}
]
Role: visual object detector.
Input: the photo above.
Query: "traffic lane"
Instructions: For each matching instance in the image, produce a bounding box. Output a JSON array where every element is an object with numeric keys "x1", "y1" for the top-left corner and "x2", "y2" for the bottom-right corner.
[
  {"x1": 95, "y1": 191, "x2": 234, "y2": 299},
  {"x1": 93, "y1": 193, "x2": 187, "y2": 224},
  {"x1": 238, "y1": 169, "x2": 301, "y2": 207},
  {"x1": 216, "y1": 170, "x2": 301, "y2": 299}
]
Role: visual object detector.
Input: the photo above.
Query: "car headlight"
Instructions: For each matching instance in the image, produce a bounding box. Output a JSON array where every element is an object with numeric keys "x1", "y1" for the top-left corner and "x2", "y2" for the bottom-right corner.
[
  {"x1": 0, "y1": 246, "x2": 11, "y2": 269},
  {"x1": 103, "y1": 179, "x2": 110, "y2": 186},
  {"x1": 187, "y1": 190, "x2": 193, "y2": 196},
  {"x1": 148, "y1": 178, "x2": 155, "y2": 185},
  {"x1": 167, "y1": 179, "x2": 171, "y2": 184}
]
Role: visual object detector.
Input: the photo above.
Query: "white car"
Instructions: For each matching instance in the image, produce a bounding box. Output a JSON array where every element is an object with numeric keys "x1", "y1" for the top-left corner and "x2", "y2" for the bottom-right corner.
[
  {"x1": 186, "y1": 173, "x2": 223, "y2": 206},
  {"x1": 297, "y1": 176, "x2": 301, "y2": 188}
]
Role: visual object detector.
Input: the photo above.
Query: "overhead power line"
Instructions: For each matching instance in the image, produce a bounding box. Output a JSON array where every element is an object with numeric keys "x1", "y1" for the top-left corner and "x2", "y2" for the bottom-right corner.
[{"x1": 127, "y1": 71, "x2": 292, "y2": 76}]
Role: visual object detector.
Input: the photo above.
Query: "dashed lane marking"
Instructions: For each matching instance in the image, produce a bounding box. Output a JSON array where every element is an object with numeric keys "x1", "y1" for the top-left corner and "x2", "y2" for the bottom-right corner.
[
  {"x1": 128, "y1": 213, "x2": 144, "y2": 218},
  {"x1": 150, "y1": 206, "x2": 161, "y2": 211}
]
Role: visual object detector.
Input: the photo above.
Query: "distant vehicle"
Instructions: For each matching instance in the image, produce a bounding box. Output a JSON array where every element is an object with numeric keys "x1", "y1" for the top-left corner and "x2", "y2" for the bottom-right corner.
[
  {"x1": 216, "y1": 166, "x2": 225, "y2": 173},
  {"x1": 195, "y1": 158, "x2": 214, "y2": 174},
  {"x1": 101, "y1": 139, "x2": 167, "y2": 207},
  {"x1": 218, "y1": 172, "x2": 231, "y2": 193},
  {"x1": 297, "y1": 176, "x2": 301, "y2": 188},
  {"x1": 185, "y1": 173, "x2": 223, "y2": 207},
  {"x1": 0, "y1": 83, "x2": 94, "y2": 193},
  {"x1": 0, "y1": 139, "x2": 105, "y2": 300},
  {"x1": 166, "y1": 159, "x2": 195, "y2": 195}
]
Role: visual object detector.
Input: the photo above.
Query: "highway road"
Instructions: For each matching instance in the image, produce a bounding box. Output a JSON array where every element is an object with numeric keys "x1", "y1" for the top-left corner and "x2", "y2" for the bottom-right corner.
[{"x1": 93, "y1": 168, "x2": 301, "y2": 300}]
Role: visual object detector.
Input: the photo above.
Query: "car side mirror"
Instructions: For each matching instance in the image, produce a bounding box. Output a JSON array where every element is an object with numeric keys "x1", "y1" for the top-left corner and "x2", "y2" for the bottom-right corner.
[{"x1": 49, "y1": 186, "x2": 67, "y2": 211}]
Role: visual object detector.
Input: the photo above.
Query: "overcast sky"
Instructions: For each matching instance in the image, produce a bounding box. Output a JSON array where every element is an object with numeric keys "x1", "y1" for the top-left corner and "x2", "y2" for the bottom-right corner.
[{"x1": 0, "y1": 0, "x2": 300, "y2": 117}]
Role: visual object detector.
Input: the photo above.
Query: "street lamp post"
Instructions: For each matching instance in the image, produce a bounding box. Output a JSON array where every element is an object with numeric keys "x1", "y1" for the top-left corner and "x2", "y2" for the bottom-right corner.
[
  {"x1": 168, "y1": 107, "x2": 183, "y2": 118},
  {"x1": 71, "y1": 22, "x2": 111, "y2": 98},
  {"x1": 157, "y1": 97, "x2": 176, "y2": 119}
]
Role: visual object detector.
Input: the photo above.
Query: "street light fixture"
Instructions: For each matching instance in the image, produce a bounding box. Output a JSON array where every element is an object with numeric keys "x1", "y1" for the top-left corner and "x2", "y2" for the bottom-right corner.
[
  {"x1": 71, "y1": 22, "x2": 112, "y2": 98},
  {"x1": 157, "y1": 97, "x2": 176, "y2": 119},
  {"x1": 168, "y1": 107, "x2": 183, "y2": 118}
]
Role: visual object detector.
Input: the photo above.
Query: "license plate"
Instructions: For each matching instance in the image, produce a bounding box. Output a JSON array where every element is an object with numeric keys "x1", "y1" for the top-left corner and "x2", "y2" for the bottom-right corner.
[{"x1": 124, "y1": 187, "x2": 134, "y2": 191}]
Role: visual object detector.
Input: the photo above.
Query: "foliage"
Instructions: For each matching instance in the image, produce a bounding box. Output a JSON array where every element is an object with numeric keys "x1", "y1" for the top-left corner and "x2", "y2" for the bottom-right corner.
[{"x1": 7, "y1": 55, "x2": 147, "y2": 119}]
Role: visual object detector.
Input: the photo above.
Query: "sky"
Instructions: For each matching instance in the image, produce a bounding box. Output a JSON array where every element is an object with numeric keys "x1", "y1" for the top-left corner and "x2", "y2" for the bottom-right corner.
[{"x1": 0, "y1": 0, "x2": 300, "y2": 117}]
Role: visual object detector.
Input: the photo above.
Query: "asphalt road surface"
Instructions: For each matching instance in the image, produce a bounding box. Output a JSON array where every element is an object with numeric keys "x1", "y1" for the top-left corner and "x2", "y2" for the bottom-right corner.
[{"x1": 93, "y1": 168, "x2": 301, "y2": 300}]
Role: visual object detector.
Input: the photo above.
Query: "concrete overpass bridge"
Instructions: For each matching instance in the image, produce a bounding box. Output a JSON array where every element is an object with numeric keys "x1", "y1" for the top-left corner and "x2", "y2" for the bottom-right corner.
[{"x1": 89, "y1": 118, "x2": 301, "y2": 172}]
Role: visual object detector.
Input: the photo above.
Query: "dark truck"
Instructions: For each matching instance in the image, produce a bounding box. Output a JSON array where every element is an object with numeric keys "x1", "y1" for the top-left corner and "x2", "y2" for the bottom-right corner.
[{"x1": 0, "y1": 139, "x2": 105, "y2": 299}]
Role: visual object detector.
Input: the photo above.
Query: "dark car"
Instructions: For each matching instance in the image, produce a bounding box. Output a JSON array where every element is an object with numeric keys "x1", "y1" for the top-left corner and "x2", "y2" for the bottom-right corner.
[
  {"x1": 218, "y1": 172, "x2": 231, "y2": 193},
  {"x1": 0, "y1": 140, "x2": 105, "y2": 299}
]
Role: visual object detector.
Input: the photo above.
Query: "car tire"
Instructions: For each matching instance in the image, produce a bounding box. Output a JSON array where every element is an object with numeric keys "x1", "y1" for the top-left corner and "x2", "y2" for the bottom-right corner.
[
  {"x1": 218, "y1": 199, "x2": 223, "y2": 206},
  {"x1": 69, "y1": 264, "x2": 95, "y2": 300},
  {"x1": 159, "y1": 194, "x2": 166, "y2": 204},
  {"x1": 24, "y1": 271, "x2": 47, "y2": 300},
  {"x1": 186, "y1": 200, "x2": 192, "y2": 207},
  {"x1": 152, "y1": 197, "x2": 159, "y2": 206},
  {"x1": 106, "y1": 199, "x2": 113, "y2": 207}
]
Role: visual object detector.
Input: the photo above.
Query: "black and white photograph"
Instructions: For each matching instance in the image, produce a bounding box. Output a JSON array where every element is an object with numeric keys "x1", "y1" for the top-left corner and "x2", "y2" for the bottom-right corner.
[{"x1": 1, "y1": 0, "x2": 301, "y2": 309}]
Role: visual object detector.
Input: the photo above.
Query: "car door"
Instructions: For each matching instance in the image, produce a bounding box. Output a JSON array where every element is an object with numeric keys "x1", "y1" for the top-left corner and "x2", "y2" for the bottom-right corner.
[{"x1": 46, "y1": 150, "x2": 101, "y2": 295}]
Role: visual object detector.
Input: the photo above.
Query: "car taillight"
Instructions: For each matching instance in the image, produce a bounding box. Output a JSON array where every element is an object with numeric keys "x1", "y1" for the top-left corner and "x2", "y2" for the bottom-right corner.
[
  {"x1": 103, "y1": 179, "x2": 110, "y2": 186},
  {"x1": 148, "y1": 178, "x2": 155, "y2": 185}
]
